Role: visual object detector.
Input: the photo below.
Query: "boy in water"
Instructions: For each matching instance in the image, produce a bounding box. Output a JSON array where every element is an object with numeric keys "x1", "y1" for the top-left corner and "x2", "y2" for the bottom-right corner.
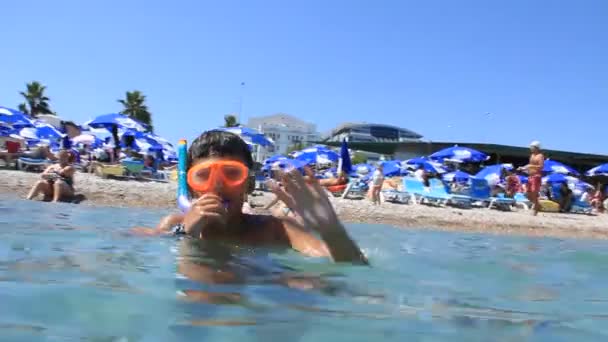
[{"x1": 134, "y1": 130, "x2": 367, "y2": 264}]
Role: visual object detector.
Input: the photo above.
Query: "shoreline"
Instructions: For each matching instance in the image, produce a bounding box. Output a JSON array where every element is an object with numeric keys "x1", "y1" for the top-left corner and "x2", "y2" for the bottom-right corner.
[{"x1": 2, "y1": 169, "x2": 608, "y2": 240}]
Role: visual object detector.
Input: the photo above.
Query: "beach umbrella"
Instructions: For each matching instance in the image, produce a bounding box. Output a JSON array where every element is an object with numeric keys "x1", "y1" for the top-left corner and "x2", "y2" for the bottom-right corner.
[
  {"x1": 586, "y1": 163, "x2": 608, "y2": 177},
  {"x1": 0, "y1": 106, "x2": 35, "y2": 128},
  {"x1": 293, "y1": 145, "x2": 339, "y2": 165},
  {"x1": 405, "y1": 156, "x2": 429, "y2": 165},
  {"x1": 475, "y1": 164, "x2": 514, "y2": 180},
  {"x1": 443, "y1": 170, "x2": 471, "y2": 183},
  {"x1": 420, "y1": 161, "x2": 448, "y2": 174},
  {"x1": 217, "y1": 126, "x2": 274, "y2": 147},
  {"x1": 338, "y1": 139, "x2": 352, "y2": 174},
  {"x1": 19, "y1": 123, "x2": 64, "y2": 142},
  {"x1": 84, "y1": 113, "x2": 148, "y2": 132},
  {"x1": 71, "y1": 133, "x2": 102, "y2": 146},
  {"x1": 429, "y1": 146, "x2": 488, "y2": 163},
  {"x1": 542, "y1": 173, "x2": 567, "y2": 184},
  {"x1": 264, "y1": 155, "x2": 289, "y2": 165},
  {"x1": 518, "y1": 175, "x2": 528, "y2": 184},
  {"x1": 379, "y1": 160, "x2": 402, "y2": 177},
  {"x1": 267, "y1": 158, "x2": 307, "y2": 172},
  {"x1": 543, "y1": 160, "x2": 578, "y2": 175},
  {"x1": 352, "y1": 163, "x2": 373, "y2": 175}
]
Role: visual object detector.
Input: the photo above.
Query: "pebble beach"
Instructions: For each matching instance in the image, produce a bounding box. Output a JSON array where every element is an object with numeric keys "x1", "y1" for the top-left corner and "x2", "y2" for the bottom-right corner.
[{"x1": 2, "y1": 169, "x2": 607, "y2": 240}]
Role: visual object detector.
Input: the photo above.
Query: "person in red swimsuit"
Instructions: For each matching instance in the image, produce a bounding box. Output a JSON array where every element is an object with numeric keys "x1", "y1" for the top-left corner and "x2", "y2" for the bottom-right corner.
[{"x1": 519, "y1": 141, "x2": 545, "y2": 215}]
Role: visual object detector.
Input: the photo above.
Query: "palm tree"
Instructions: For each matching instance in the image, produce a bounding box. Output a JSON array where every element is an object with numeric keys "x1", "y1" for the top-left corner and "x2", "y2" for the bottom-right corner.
[
  {"x1": 117, "y1": 90, "x2": 153, "y2": 132},
  {"x1": 224, "y1": 114, "x2": 239, "y2": 127},
  {"x1": 19, "y1": 81, "x2": 53, "y2": 117}
]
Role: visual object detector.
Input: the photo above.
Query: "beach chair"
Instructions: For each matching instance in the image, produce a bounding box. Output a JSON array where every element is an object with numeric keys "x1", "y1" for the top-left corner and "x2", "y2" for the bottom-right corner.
[
  {"x1": 94, "y1": 163, "x2": 125, "y2": 179},
  {"x1": 469, "y1": 178, "x2": 514, "y2": 210},
  {"x1": 17, "y1": 157, "x2": 52, "y2": 172},
  {"x1": 429, "y1": 179, "x2": 472, "y2": 208},
  {"x1": 571, "y1": 198, "x2": 593, "y2": 214},
  {"x1": 342, "y1": 179, "x2": 369, "y2": 200},
  {"x1": 121, "y1": 159, "x2": 145, "y2": 177},
  {"x1": 513, "y1": 192, "x2": 532, "y2": 210},
  {"x1": 402, "y1": 177, "x2": 426, "y2": 204}
]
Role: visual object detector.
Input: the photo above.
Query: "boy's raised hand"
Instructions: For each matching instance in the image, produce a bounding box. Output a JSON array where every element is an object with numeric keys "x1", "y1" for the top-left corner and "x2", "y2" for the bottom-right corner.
[{"x1": 269, "y1": 167, "x2": 339, "y2": 234}]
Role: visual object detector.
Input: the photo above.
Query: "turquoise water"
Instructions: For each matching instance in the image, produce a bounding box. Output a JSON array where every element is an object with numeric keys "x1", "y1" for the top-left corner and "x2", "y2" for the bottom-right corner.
[{"x1": 2, "y1": 195, "x2": 608, "y2": 341}]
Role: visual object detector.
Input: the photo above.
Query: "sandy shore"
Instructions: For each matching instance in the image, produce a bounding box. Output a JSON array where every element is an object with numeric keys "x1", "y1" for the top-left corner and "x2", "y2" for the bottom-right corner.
[{"x1": 2, "y1": 169, "x2": 607, "y2": 240}]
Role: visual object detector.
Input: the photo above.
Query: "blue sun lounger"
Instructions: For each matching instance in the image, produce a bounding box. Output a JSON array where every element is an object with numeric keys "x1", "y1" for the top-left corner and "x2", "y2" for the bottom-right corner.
[
  {"x1": 17, "y1": 157, "x2": 52, "y2": 172},
  {"x1": 469, "y1": 178, "x2": 515, "y2": 210}
]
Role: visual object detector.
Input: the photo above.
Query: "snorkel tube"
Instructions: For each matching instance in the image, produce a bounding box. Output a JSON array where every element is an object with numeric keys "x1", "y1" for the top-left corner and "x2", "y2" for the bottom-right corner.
[{"x1": 177, "y1": 139, "x2": 191, "y2": 213}]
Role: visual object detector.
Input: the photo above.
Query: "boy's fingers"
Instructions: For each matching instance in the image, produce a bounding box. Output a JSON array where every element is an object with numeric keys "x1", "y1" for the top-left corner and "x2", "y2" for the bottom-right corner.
[
  {"x1": 304, "y1": 167, "x2": 327, "y2": 199},
  {"x1": 271, "y1": 184, "x2": 296, "y2": 209}
]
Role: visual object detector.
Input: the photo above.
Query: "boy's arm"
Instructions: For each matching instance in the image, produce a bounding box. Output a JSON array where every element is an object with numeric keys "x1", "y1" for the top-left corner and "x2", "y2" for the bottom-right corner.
[
  {"x1": 130, "y1": 212, "x2": 183, "y2": 236},
  {"x1": 280, "y1": 218, "x2": 368, "y2": 264}
]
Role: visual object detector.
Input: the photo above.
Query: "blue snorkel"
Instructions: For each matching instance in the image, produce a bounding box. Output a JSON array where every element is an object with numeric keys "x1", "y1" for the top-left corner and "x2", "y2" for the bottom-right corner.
[{"x1": 177, "y1": 139, "x2": 191, "y2": 213}]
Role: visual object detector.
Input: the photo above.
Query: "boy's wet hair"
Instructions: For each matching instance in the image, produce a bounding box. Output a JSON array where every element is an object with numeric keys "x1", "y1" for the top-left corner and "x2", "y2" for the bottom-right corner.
[{"x1": 188, "y1": 130, "x2": 254, "y2": 169}]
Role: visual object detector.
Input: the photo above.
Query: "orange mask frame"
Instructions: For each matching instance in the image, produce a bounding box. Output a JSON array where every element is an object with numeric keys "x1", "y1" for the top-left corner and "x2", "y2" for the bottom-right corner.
[{"x1": 187, "y1": 160, "x2": 249, "y2": 193}]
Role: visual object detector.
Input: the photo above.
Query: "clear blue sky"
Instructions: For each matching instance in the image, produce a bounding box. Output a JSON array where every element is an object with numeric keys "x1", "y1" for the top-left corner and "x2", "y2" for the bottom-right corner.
[{"x1": 1, "y1": 0, "x2": 606, "y2": 154}]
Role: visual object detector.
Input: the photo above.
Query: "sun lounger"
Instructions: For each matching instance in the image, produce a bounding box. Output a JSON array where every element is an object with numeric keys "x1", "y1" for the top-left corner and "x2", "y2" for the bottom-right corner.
[
  {"x1": 381, "y1": 188, "x2": 411, "y2": 204},
  {"x1": 17, "y1": 157, "x2": 52, "y2": 172},
  {"x1": 342, "y1": 179, "x2": 368, "y2": 200},
  {"x1": 469, "y1": 178, "x2": 514, "y2": 210},
  {"x1": 428, "y1": 179, "x2": 472, "y2": 208},
  {"x1": 513, "y1": 192, "x2": 531, "y2": 210},
  {"x1": 121, "y1": 159, "x2": 145, "y2": 176},
  {"x1": 94, "y1": 163, "x2": 125, "y2": 178},
  {"x1": 402, "y1": 177, "x2": 429, "y2": 204}
]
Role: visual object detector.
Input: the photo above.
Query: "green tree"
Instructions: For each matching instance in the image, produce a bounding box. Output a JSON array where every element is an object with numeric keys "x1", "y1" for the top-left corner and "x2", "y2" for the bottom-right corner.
[
  {"x1": 286, "y1": 141, "x2": 305, "y2": 154},
  {"x1": 351, "y1": 151, "x2": 367, "y2": 165},
  {"x1": 19, "y1": 81, "x2": 53, "y2": 117},
  {"x1": 223, "y1": 114, "x2": 239, "y2": 127},
  {"x1": 118, "y1": 90, "x2": 153, "y2": 132}
]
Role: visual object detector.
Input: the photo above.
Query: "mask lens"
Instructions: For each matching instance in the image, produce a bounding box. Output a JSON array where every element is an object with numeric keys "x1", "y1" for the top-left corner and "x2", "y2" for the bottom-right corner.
[
  {"x1": 190, "y1": 165, "x2": 212, "y2": 184},
  {"x1": 221, "y1": 164, "x2": 246, "y2": 182}
]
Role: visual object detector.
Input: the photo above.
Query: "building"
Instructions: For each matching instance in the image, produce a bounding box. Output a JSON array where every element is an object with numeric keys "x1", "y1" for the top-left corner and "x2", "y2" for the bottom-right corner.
[
  {"x1": 325, "y1": 122, "x2": 423, "y2": 144},
  {"x1": 320, "y1": 139, "x2": 608, "y2": 173},
  {"x1": 246, "y1": 113, "x2": 320, "y2": 158}
]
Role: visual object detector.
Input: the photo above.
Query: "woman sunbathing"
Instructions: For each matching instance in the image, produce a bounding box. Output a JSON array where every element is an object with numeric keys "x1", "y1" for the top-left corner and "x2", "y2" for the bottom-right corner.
[
  {"x1": 26, "y1": 150, "x2": 76, "y2": 202},
  {"x1": 318, "y1": 171, "x2": 348, "y2": 187}
]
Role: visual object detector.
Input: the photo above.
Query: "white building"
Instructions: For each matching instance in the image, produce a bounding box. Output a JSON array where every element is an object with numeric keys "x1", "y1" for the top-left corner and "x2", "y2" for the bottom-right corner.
[{"x1": 246, "y1": 113, "x2": 320, "y2": 159}]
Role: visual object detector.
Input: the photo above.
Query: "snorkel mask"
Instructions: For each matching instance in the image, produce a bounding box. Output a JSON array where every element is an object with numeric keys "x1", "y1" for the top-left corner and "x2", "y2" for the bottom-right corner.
[{"x1": 176, "y1": 139, "x2": 249, "y2": 213}]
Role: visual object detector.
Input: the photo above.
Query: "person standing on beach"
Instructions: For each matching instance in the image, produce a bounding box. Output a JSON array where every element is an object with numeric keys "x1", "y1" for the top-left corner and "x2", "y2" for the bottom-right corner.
[
  {"x1": 369, "y1": 163, "x2": 384, "y2": 205},
  {"x1": 520, "y1": 141, "x2": 545, "y2": 215}
]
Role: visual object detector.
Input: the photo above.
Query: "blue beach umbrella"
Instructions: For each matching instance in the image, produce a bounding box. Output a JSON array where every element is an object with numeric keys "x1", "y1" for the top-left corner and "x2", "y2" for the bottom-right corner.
[
  {"x1": 475, "y1": 164, "x2": 514, "y2": 180},
  {"x1": 443, "y1": 170, "x2": 471, "y2": 183},
  {"x1": 0, "y1": 106, "x2": 34, "y2": 128},
  {"x1": 420, "y1": 161, "x2": 447, "y2": 174},
  {"x1": 85, "y1": 113, "x2": 148, "y2": 132},
  {"x1": 19, "y1": 123, "x2": 64, "y2": 142},
  {"x1": 351, "y1": 163, "x2": 374, "y2": 175},
  {"x1": 586, "y1": 163, "x2": 608, "y2": 177},
  {"x1": 339, "y1": 139, "x2": 352, "y2": 174},
  {"x1": 293, "y1": 145, "x2": 340, "y2": 165},
  {"x1": 543, "y1": 160, "x2": 578, "y2": 175},
  {"x1": 264, "y1": 155, "x2": 288, "y2": 165},
  {"x1": 542, "y1": 173, "x2": 567, "y2": 184},
  {"x1": 218, "y1": 126, "x2": 274, "y2": 147},
  {"x1": 404, "y1": 157, "x2": 429, "y2": 165},
  {"x1": 430, "y1": 146, "x2": 488, "y2": 163},
  {"x1": 380, "y1": 160, "x2": 402, "y2": 177},
  {"x1": 267, "y1": 158, "x2": 307, "y2": 172}
]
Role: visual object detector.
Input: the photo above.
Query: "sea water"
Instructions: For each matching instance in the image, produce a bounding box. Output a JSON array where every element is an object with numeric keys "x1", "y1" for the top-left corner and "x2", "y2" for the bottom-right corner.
[{"x1": 1, "y1": 194, "x2": 608, "y2": 341}]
